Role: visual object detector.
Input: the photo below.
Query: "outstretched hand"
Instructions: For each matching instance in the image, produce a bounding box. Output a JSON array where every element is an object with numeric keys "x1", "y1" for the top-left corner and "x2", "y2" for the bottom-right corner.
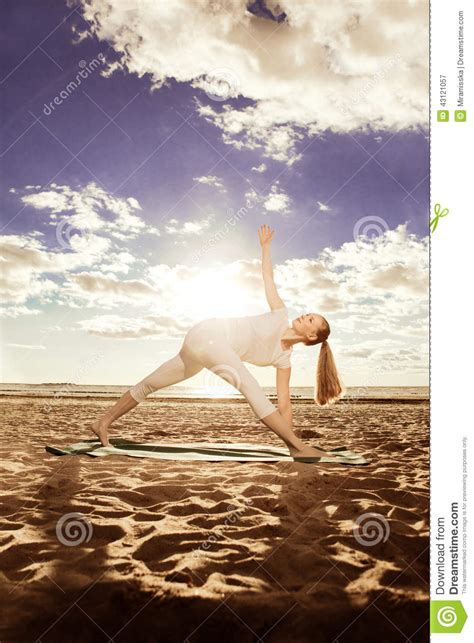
[
  {"x1": 258, "y1": 224, "x2": 275, "y2": 248},
  {"x1": 258, "y1": 224, "x2": 284, "y2": 311}
]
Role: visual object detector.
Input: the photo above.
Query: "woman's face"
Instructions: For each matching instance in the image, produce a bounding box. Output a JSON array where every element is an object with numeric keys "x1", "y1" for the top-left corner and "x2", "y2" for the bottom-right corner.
[{"x1": 292, "y1": 312, "x2": 324, "y2": 342}]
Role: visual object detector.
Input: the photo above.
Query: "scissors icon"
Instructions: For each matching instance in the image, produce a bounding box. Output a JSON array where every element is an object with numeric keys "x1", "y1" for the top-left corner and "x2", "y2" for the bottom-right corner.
[{"x1": 430, "y1": 203, "x2": 449, "y2": 233}]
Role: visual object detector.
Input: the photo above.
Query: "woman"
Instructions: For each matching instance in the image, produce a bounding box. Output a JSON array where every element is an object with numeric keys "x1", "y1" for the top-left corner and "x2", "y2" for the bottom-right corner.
[{"x1": 91, "y1": 225, "x2": 344, "y2": 460}]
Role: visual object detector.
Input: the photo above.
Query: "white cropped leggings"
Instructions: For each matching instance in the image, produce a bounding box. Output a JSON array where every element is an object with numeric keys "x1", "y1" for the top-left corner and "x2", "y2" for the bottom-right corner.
[{"x1": 129, "y1": 318, "x2": 276, "y2": 420}]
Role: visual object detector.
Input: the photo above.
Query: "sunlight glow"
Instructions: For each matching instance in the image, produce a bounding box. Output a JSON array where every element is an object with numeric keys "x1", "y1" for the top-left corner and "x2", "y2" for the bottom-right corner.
[{"x1": 155, "y1": 268, "x2": 260, "y2": 321}]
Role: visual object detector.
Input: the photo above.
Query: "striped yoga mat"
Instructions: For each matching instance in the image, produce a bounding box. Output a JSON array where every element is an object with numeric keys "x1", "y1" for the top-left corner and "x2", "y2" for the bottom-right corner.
[{"x1": 45, "y1": 439, "x2": 370, "y2": 465}]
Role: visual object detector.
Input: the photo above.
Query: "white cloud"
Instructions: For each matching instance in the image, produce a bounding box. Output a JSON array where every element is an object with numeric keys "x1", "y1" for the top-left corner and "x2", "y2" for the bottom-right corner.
[
  {"x1": 251, "y1": 163, "x2": 267, "y2": 173},
  {"x1": 0, "y1": 231, "x2": 138, "y2": 311},
  {"x1": 193, "y1": 175, "x2": 226, "y2": 191},
  {"x1": 64, "y1": 272, "x2": 157, "y2": 307},
  {"x1": 245, "y1": 188, "x2": 260, "y2": 208},
  {"x1": 165, "y1": 216, "x2": 212, "y2": 235},
  {"x1": 7, "y1": 343, "x2": 46, "y2": 350},
  {"x1": 0, "y1": 234, "x2": 66, "y2": 306},
  {"x1": 276, "y1": 224, "x2": 428, "y2": 333},
  {"x1": 79, "y1": 314, "x2": 188, "y2": 339},
  {"x1": 1, "y1": 185, "x2": 159, "y2": 311},
  {"x1": 0, "y1": 305, "x2": 41, "y2": 318},
  {"x1": 100, "y1": 250, "x2": 137, "y2": 275},
  {"x1": 21, "y1": 182, "x2": 159, "y2": 239},
  {"x1": 263, "y1": 184, "x2": 290, "y2": 214},
  {"x1": 196, "y1": 103, "x2": 304, "y2": 164},
  {"x1": 320, "y1": 225, "x2": 428, "y2": 285},
  {"x1": 370, "y1": 264, "x2": 427, "y2": 295},
  {"x1": 244, "y1": 183, "x2": 290, "y2": 213},
  {"x1": 342, "y1": 348, "x2": 373, "y2": 359},
  {"x1": 317, "y1": 201, "x2": 331, "y2": 212},
  {"x1": 78, "y1": 0, "x2": 428, "y2": 163},
  {"x1": 339, "y1": 340, "x2": 428, "y2": 377}
]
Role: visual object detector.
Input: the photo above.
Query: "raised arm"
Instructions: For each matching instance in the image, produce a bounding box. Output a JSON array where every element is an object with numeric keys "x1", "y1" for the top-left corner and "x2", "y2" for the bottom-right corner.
[{"x1": 258, "y1": 224, "x2": 285, "y2": 311}]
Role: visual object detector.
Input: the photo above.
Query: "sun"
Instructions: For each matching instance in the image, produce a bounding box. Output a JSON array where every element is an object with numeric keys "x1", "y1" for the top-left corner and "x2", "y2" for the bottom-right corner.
[{"x1": 175, "y1": 270, "x2": 255, "y2": 320}]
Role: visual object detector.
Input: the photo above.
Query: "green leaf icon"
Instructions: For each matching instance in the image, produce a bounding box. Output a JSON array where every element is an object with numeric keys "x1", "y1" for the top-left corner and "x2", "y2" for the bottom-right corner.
[{"x1": 430, "y1": 600, "x2": 468, "y2": 633}]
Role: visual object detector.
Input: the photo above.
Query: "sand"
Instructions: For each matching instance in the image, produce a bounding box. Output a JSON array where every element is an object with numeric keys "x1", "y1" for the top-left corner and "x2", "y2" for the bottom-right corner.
[{"x1": 0, "y1": 395, "x2": 429, "y2": 642}]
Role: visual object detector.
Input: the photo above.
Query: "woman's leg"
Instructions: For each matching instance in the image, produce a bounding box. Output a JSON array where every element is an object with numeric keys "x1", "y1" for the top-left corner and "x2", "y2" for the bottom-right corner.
[
  {"x1": 91, "y1": 391, "x2": 138, "y2": 447},
  {"x1": 91, "y1": 352, "x2": 202, "y2": 446},
  {"x1": 229, "y1": 366, "x2": 330, "y2": 458},
  {"x1": 193, "y1": 343, "x2": 328, "y2": 457},
  {"x1": 128, "y1": 352, "x2": 202, "y2": 403}
]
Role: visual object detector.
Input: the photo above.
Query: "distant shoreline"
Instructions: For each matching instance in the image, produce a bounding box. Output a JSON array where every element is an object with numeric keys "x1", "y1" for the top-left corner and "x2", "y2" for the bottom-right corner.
[
  {"x1": 0, "y1": 393, "x2": 429, "y2": 404},
  {"x1": 0, "y1": 383, "x2": 429, "y2": 404}
]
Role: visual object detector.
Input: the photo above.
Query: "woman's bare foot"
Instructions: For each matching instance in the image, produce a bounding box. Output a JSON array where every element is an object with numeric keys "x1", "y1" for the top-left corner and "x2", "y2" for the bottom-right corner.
[
  {"x1": 91, "y1": 419, "x2": 111, "y2": 447},
  {"x1": 288, "y1": 444, "x2": 331, "y2": 460}
]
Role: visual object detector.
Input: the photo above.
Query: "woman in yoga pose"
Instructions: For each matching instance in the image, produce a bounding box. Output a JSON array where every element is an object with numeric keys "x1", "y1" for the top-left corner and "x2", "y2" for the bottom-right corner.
[{"x1": 91, "y1": 225, "x2": 343, "y2": 460}]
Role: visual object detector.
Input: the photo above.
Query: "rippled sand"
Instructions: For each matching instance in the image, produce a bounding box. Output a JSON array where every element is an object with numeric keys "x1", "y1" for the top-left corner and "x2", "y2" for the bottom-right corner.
[{"x1": 0, "y1": 396, "x2": 429, "y2": 642}]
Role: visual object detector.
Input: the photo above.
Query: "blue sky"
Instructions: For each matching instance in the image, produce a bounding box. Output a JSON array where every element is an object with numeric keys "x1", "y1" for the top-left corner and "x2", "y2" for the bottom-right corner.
[{"x1": 1, "y1": 0, "x2": 429, "y2": 388}]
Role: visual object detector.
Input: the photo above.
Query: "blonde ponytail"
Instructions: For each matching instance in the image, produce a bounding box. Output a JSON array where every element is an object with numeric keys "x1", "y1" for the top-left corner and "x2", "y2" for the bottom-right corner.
[{"x1": 314, "y1": 340, "x2": 343, "y2": 405}]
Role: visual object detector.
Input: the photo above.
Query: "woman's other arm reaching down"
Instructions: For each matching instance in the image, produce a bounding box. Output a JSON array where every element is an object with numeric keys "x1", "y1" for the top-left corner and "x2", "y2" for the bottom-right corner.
[{"x1": 276, "y1": 366, "x2": 293, "y2": 429}]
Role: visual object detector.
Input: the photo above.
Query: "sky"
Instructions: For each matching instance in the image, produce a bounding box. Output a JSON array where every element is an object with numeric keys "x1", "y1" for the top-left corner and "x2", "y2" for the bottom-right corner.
[{"x1": 0, "y1": 0, "x2": 429, "y2": 389}]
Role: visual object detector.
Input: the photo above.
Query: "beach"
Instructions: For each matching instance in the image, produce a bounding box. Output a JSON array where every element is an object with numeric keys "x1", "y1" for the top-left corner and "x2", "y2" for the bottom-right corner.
[{"x1": 1, "y1": 393, "x2": 429, "y2": 642}]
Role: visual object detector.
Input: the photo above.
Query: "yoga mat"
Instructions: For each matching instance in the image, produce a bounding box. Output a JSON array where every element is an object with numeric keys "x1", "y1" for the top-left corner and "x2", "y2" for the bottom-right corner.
[{"x1": 45, "y1": 439, "x2": 370, "y2": 465}]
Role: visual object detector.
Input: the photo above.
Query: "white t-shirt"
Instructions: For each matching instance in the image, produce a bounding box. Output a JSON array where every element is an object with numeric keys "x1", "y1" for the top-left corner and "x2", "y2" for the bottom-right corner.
[{"x1": 221, "y1": 307, "x2": 292, "y2": 368}]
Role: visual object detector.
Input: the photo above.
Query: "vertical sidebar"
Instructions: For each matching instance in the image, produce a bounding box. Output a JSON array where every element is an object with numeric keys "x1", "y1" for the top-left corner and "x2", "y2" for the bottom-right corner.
[{"x1": 431, "y1": 0, "x2": 472, "y2": 637}]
